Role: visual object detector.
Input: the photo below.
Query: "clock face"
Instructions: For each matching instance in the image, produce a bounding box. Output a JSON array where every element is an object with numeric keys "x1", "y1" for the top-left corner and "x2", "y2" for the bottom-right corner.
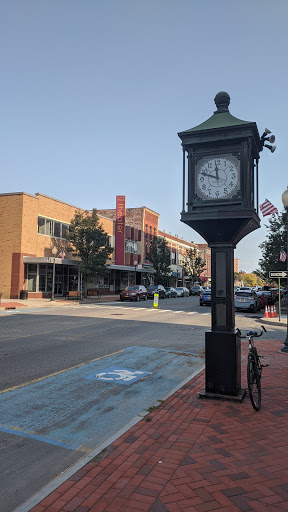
[{"x1": 196, "y1": 155, "x2": 240, "y2": 200}]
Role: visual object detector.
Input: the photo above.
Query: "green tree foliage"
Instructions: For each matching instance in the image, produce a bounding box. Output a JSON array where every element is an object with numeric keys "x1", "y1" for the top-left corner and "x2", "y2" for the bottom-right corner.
[
  {"x1": 67, "y1": 209, "x2": 113, "y2": 296},
  {"x1": 235, "y1": 271, "x2": 263, "y2": 287},
  {"x1": 243, "y1": 273, "x2": 258, "y2": 287},
  {"x1": 147, "y1": 236, "x2": 171, "y2": 285},
  {"x1": 257, "y1": 210, "x2": 287, "y2": 282},
  {"x1": 182, "y1": 247, "x2": 206, "y2": 284}
]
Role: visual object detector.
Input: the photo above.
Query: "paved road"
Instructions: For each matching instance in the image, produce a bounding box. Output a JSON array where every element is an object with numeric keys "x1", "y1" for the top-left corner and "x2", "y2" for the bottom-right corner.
[{"x1": 0, "y1": 296, "x2": 285, "y2": 511}]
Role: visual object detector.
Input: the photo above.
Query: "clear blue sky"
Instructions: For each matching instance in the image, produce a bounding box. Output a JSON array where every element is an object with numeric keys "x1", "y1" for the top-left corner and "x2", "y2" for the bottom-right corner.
[{"x1": 2, "y1": 0, "x2": 287, "y2": 272}]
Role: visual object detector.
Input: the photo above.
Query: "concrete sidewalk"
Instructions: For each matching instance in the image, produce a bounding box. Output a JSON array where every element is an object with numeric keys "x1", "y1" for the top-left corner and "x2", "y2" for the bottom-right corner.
[
  {"x1": 19, "y1": 337, "x2": 288, "y2": 512},
  {"x1": 0, "y1": 295, "x2": 120, "y2": 310}
]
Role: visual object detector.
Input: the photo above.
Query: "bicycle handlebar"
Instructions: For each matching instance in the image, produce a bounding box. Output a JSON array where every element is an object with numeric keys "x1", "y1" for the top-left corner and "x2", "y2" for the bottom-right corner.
[{"x1": 236, "y1": 325, "x2": 267, "y2": 339}]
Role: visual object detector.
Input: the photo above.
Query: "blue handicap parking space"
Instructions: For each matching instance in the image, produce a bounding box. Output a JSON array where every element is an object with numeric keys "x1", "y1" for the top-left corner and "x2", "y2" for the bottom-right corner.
[{"x1": 0, "y1": 346, "x2": 203, "y2": 451}]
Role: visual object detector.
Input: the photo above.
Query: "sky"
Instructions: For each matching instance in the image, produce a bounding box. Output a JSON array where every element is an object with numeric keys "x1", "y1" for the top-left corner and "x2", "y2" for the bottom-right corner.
[{"x1": 1, "y1": 0, "x2": 288, "y2": 272}]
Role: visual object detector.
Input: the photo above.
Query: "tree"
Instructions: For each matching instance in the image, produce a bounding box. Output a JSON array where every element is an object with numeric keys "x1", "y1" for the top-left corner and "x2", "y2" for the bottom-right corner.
[
  {"x1": 234, "y1": 271, "x2": 263, "y2": 287},
  {"x1": 67, "y1": 209, "x2": 113, "y2": 296},
  {"x1": 257, "y1": 210, "x2": 287, "y2": 282},
  {"x1": 243, "y1": 273, "x2": 258, "y2": 287},
  {"x1": 182, "y1": 247, "x2": 206, "y2": 284},
  {"x1": 147, "y1": 236, "x2": 171, "y2": 285}
]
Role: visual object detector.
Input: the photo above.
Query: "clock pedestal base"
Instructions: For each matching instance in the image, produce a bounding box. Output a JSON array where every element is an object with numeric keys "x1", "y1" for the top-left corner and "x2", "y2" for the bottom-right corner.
[{"x1": 200, "y1": 330, "x2": 243, "y2": 400}]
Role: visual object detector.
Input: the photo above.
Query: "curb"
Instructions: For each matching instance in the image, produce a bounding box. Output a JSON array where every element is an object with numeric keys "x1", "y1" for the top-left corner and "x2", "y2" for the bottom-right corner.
[{"x1": 256, "y1": 317, "x2": 287, "y2": 327}]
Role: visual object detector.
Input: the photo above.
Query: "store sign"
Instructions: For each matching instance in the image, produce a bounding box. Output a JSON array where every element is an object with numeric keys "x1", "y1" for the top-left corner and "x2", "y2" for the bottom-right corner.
[{"x1": 115, "y1": 195, "x2": 126, "y2": 265}]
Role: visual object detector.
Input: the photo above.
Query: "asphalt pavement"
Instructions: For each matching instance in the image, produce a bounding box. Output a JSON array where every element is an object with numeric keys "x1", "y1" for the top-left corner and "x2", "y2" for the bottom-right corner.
[
  {"x1": 17, "y1": 336, "x2": 288, "y2": 512},
  {"x1": 1, "y1": 296, "x2": 287, "y2": 511}
]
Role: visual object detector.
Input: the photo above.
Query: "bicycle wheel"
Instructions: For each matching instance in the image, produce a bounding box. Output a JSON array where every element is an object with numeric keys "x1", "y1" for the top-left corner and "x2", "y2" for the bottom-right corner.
[{"x1": 247, "y1": 352, "x2": 261, "y2": 411}]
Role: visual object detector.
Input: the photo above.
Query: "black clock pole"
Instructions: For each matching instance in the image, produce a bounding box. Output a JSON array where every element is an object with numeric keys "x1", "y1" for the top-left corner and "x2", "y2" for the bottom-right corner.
[
  {"x1": 203, "y1": 243, "x2": 242, "y2": 399},
  {"x1": 178, "y1": 91, "x2": 263, "y2": 401}
]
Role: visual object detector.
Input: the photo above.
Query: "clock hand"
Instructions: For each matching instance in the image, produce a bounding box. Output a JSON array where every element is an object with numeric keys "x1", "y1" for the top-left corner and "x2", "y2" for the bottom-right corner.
[
  {"x1": 214, "y1": 164, "x2": 219, "y2": 181},
  {"x1": 200, "y1": 169, "x2": 217, "y2": 178}
]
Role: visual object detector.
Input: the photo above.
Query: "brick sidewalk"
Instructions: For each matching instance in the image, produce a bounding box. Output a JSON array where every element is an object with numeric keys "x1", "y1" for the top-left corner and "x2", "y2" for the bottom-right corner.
[{"x1": 29, "y1": 340, "x2": 288, "y2": 512}]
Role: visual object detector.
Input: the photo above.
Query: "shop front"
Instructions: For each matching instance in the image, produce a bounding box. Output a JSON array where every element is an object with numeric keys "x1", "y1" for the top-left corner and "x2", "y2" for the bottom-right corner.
[
  {"x1": 23, "y1": 257, "x2": 80, "y2": 298},
  {"x1": 87, "y1": 264, "x2": 156, "y2": 296}
]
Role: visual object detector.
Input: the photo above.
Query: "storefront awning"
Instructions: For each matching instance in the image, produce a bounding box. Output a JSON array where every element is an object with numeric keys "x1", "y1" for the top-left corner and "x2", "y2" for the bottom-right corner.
[
  {"x1": 23, "y1": 257, "x2": 78, "y2": 265},
  {"x1": 108, "y1": 264, "x2": 156, "y2": 274}
]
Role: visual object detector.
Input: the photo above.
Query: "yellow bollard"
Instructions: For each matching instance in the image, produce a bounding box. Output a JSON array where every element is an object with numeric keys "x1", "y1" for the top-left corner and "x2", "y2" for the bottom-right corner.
[{"x1": 152, "y1": 293, "x2": 160, "y2": 309}]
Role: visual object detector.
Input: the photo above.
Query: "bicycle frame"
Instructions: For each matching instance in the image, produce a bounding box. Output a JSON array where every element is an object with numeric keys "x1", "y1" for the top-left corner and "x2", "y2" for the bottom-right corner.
[{"x1": 236, "y1": 325, "x2": 267, "y2": 411}]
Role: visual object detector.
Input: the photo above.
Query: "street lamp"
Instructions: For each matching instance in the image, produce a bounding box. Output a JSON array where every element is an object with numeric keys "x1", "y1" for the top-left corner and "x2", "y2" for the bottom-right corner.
[
  {"x1": 134, "y1": 259, "x2": 138, "y2": 285},
  {"x1": 281, "y1": 187, "x2": 288, "y2": 353},
  {"x1": 50, "y1": 246, "x2": 57, "y2": 301}
]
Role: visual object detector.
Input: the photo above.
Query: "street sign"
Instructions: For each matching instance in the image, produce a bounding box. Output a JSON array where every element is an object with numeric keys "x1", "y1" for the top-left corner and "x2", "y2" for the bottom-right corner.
[{"x1": 269, "y1": 271, "x2": 287, "y2": 278}]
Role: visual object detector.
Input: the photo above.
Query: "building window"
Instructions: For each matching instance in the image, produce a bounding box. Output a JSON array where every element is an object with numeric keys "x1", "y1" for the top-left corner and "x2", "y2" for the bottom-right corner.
[
  {"x1": 125, "y1": 240, "x2": 138, "y2": 254},
  {"x1": 38, "y1": 217, "x2": 46, "y2": 235},
  {"x1": 62, "y1": 224, "x2": 69, "y2": 239},
  {"x1": 27, "y1": 264, "x2": 37, "y2": 292},
  {"x1": 90, "y1": 276, "x2": 109, "y2": 288},
  {"x1": 38, "y1": 216, "x2": 70, "y2": 239}
]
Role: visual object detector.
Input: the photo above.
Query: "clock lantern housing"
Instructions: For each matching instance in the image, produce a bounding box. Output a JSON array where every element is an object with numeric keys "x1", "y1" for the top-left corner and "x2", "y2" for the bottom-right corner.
[
  {"x1": 178, "y1": 92, "x2": 263, "y2": 400},
  {"x1": 179, "y1": 91, "x2": 262, "y2": 245}
]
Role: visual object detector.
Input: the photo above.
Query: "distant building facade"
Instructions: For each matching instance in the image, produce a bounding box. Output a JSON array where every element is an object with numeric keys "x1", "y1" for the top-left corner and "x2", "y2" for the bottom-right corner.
[{"x1": 0, "y1": 192, "x2": 214, "y2": 299}]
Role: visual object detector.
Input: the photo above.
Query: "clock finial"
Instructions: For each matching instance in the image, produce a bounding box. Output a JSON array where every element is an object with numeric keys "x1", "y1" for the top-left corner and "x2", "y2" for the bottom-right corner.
[{"x1": 214, "y1": 91, "x2": 230, "y2": 113}]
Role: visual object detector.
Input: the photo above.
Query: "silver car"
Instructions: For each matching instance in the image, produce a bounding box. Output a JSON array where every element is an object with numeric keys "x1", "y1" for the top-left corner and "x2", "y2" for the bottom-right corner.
[
  {"x1": 235, "y1": 290, "x2": 261, "y2": 312},
  {"x1": 176, "y1": 287, "x2": 190, "y2": 297}
]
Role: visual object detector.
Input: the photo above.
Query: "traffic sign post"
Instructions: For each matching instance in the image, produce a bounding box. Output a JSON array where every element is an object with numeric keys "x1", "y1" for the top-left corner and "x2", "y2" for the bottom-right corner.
[
  {"x1": 269, "y1": 272, "x2": 287, "y2": 322},
  {"x1": 269, "y1": 271, "x2": 287, "y2": 278}
]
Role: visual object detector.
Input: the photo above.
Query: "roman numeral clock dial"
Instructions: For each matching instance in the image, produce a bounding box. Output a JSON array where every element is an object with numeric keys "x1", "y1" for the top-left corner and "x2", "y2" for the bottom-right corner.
[{"x1": 196, "y1": 155, "x2": 240, "y2": 200}]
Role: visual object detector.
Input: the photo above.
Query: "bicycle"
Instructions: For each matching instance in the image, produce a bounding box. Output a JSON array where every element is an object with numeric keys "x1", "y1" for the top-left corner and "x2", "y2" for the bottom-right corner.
[{"x1": 236, "y1": 325, "x2": 268, "y2": 411}]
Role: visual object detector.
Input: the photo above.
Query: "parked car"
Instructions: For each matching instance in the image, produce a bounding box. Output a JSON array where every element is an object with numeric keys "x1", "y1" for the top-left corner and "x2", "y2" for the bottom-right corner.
[
  {"x1": 199, "y1": 288, "x2": 212, "y2": 306},
  {"x1": 190, "y1": 285, "x2": 203, "y2": 296},
  {"x1": 176, "y1": 287, "x2": 190, "y2": 297},
  {"x1": 165, "y1": 287, "x2": 178, "y2": 298},
  {"x1": 235, "y1": 290, "x2": 261, "y2": 312},
  {"x1": 147, "y1": 285, "x2": 166, "y2": 299},
  {"x1": 251, "y1": 286, "x2": 262, "y2": 292},
  {"x1": 259, "y1": 289, "x2": 277, "y2": 305},
  {"x1": 120, "y1": 285, "x2": 147, "y2": 302}
]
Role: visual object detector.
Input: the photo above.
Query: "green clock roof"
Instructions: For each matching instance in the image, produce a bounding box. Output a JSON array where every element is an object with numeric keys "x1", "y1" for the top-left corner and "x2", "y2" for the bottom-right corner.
[
  {"x1": 179, "y1": 91, "x2": 253, "y2": 135},
  {"x1": 183, "y1": 111, "x2": 252, "y2": 133}
]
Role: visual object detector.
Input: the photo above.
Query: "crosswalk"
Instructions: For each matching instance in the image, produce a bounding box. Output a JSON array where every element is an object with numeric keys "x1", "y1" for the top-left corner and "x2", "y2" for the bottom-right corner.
[{"x1": 81, "y1": 305, "x2": 211, "y2": 316}]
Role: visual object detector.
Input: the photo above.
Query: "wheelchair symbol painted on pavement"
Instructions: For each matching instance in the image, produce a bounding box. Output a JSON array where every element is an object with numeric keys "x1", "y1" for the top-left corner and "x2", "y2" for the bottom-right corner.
[{"x1": 85, "y1": 367, "x2": 152, "y2": 385}]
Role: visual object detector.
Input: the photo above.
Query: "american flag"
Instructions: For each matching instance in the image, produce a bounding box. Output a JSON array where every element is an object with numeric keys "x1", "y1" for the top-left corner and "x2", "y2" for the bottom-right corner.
[
  {"x1": 58, "y1": 249, "x2": 66, "y2": 260},
  {"x1": 259, "y1": 199, "x2": 279, "y2": 217},
  {"x1": 280, "y1": 247, "x2": 287, "y2": 262}
]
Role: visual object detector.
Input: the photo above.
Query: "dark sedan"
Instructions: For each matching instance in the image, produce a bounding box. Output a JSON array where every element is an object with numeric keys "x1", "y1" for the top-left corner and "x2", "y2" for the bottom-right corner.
[
  {"x1": 147, "y1": 285, "x2": 166, "y2": 299},
  {"x1": 190, "y1": 285, "x2": 203, "y2": 296}
]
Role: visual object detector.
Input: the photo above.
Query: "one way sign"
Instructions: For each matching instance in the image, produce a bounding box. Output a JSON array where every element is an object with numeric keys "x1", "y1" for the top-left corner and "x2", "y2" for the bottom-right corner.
[{"x1": 269, "y1": 271, "x2": 287, "y2": 278}]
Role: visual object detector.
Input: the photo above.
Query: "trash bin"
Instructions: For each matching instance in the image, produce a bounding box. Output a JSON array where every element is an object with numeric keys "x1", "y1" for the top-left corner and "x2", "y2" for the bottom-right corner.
[{"x1": 20, "y1": 290, "x2": 28, "y2": 300}]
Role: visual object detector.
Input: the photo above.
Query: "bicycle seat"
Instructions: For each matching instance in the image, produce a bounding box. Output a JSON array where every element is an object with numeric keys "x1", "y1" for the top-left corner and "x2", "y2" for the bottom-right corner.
[{"x1": 246, "y1": 330, "x2": 258, "y2": 336}]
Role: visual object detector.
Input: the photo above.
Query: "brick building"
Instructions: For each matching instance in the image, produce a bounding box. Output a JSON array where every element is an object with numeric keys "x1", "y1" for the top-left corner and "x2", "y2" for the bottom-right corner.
[
  {"x1": 0, "y1": 192, "x2": 114, "y2": 299},
  {"x1": 0, "y1": 192, "x2": 213, "y2": 299}
]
